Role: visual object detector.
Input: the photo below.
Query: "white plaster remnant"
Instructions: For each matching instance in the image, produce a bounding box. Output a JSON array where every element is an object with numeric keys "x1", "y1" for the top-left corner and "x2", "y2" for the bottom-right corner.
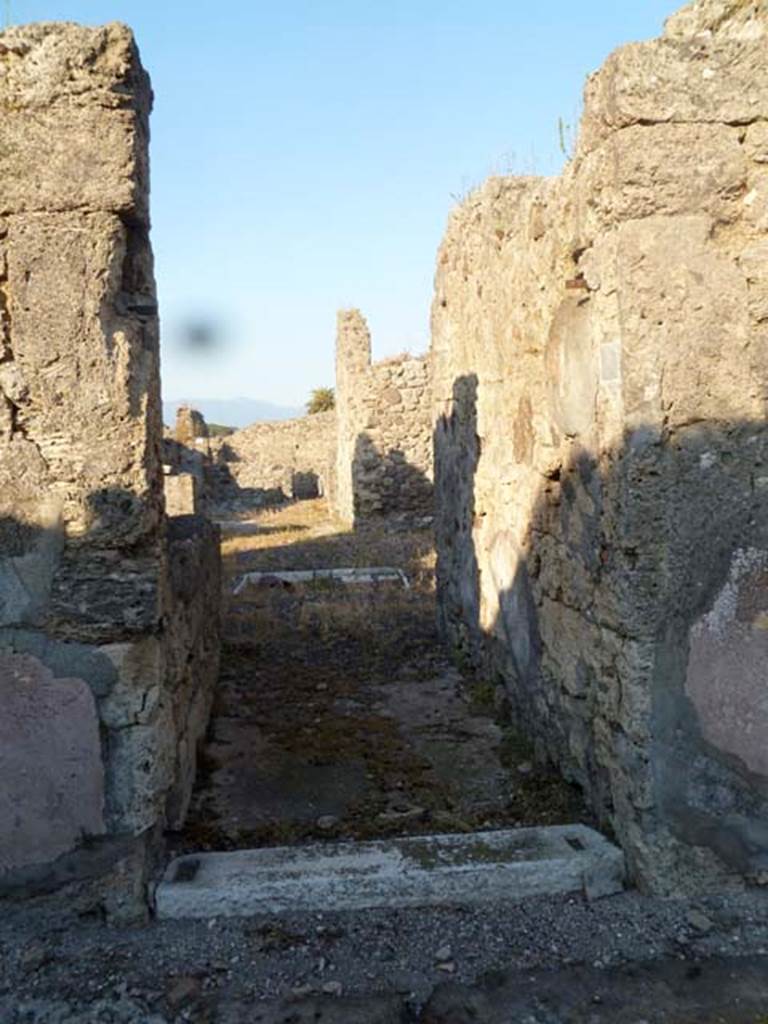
[
  {"x1": 691, "y1": 547, "x2": 768, "y2": 643},
  {"x1": 233, "y1": 567, "x2": 411, "y2": 595},
  {"x1": 600, "y1": 340, "x2": 622, "y2": 384}
]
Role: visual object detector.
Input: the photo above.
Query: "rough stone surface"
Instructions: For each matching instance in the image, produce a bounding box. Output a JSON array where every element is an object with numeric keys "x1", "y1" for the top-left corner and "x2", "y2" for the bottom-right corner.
[
  {"x1": 209, "y1": 410, "x2": 336, "y2": 507},
  {"x1": 335, "y1": 310, "x2": 433, "y2": 523},
  {"x1": 0, "y1": 653, "x2": 104, "y2": 874},
  {"x1": 163, "y1": 407, "x2": 214, "y2": 512},
  {"x1": 205, "y1": 312, "x2": 433, "y2": 522},
  {"x1": 431, "y1": 0, "x2": 768, "y2": 893},
  {"x1": 0, "y1": 23, "x2": 219, "y2": 901},
  {"x1": 173, "y1": 405, "x2": 207, "y2": 446},
  {"x1": 164, "y1": 472, "x2": 198, "y2": 516},
  {"x1": 0, "y1": 23, "x2": 150, "y2": 220},
  {"x1": 164, "y1": 515, "x2": 221, "y2": 829},
  {"x1": 156, "y1": 826, "x2": 624, "y2": 918}
]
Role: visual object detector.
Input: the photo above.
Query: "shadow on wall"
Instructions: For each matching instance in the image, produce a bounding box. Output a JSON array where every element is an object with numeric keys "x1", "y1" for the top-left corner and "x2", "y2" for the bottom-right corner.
[
  {"x1": 433, "y1": 375, "x2": 480, "y2": 647},
  {"x1": 291, "y1": 470, "x2": 321, "y2": 501},
  {"x1": 209, "y1": 444, "x2": 314, "y2": 509},
  {"x1": 434, "y1": 374, "x2": 768, "y2": 893},
  {"x1": 352, "y1": 433, "x2": 433, "y2": 522},
  {"x1": 0, "y1": 486, "x2": 220, "y2": 895}
]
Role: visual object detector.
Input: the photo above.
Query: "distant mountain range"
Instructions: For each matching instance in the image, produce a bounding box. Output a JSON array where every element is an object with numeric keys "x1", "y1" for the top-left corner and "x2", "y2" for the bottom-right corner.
[{"x1": 163, "y1": 397, "x2": 303, "y2": 430}]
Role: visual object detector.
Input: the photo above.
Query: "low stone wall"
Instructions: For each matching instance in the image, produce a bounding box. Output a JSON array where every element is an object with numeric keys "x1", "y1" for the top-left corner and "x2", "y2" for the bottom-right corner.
[
  {"x1": 209, "y1": 410, "x2": 336, "y2": 508},
  {"x1": 334, "y1": 310, "x2": 433, "y2": 523},
  {"x1": 432, "y1": 0, "x2": 768, "y2": 894},
  {"x1": 0, "y1": 24, "x2": 220, "y2": 917},
  {"x1": 165, "y1": 515, "x2": 221, "y2": 828}
]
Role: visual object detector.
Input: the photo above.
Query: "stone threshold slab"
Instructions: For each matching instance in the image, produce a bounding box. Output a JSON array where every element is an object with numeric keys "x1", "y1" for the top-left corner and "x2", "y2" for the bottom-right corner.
[
  {"x1": 232, "y1": 567, "x2": 410, "y2": 595},
  {"x1": 155, "y1": 825, "x2": 624, "y2": 919}
]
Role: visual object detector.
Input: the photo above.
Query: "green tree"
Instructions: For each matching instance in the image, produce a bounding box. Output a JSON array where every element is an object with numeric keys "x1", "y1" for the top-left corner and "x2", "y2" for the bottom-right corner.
[{"x1": 306, "y1": 387, "x2": 335, "y2": 415}]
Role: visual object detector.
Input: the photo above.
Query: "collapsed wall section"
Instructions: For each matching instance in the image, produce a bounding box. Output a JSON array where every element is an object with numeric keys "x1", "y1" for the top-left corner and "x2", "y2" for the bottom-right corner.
[
  {"x1": 334, "y1": 309, "x2": 433, "y2": 524},
  {"x1": 208, "y1": 410, "x2": 336, "y2": 508},
  {"x1": 0, "y1": 23, "x2": 219, "y2": 915},
  {"x1": 432, "y1": 0, "x2": 768, "y2": 893}
]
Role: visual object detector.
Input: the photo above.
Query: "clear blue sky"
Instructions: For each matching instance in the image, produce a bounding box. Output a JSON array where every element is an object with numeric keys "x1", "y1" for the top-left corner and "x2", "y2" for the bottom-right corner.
[{"x1": 12, "y1": 1, "x2": 674, "y2": 409}]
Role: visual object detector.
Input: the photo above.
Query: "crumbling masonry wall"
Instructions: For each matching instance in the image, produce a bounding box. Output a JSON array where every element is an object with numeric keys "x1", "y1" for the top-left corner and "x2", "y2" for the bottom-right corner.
[
  {"x1": 335, "y1": 309, "x2": 433, "y2": 524},
  {"x1": 432, "y1": 0, "x2": 768, "y2": 893},
  {"x1": 210, "y1": 309, "x2": 434, "y2": 523},
  {"x1": 163, "y1": 406, "x2": 214, "y2": 515},
  {"x1": 0, "y1": 23, "x2": 220, "y2": 911},
  {"x1": 208, "y1": 410, "x2": 336, "y2": 508}
]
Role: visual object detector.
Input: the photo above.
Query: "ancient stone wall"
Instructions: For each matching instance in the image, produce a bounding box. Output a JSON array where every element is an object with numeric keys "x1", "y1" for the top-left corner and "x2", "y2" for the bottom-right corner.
[
  {"x1": 0, "y1": 24, "x2": 219, "y2": 915},
  {"x1": 432, "y1": 0, "x2": 768, "y2": 893},
  {"x1": 209, "y1": 410, "x2": 336, "y2": 508},
  {"x1": 163, "y1": 406, "x2": 213, "y2": 514},
  {"x1": 334, "y1": 310, "x2": 433, "y2": 523},
  {"x1": 174, "y1": 404, "x2": 208, "y2": 446},
  {"x1": 203, "y1": 315, "x2": 433, "y2": 523}
]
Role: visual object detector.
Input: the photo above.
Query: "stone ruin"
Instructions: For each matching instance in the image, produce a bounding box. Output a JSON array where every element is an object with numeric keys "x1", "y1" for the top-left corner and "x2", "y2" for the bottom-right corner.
[
  {"x1": 335, "y1": 309, "x2": 433, "y2": 524},
  {"x1": 207, "y1": 408, "x2": 336, "y2": 508},
  {"x1": 163, "y1": 405, "x2": 213, "y2": 516},
  {"x1": 1, "y1": 0, "x2": 767, "y2": 917},
  {"x1": 432, "y1": 0, "x2": 768, "y2": 893},
  {"x1": 207, "y1": 309, "x2": 434, "y2": 523},
  {"x1": 0, "y1": 24, "x2": 220, "y2": 918}
]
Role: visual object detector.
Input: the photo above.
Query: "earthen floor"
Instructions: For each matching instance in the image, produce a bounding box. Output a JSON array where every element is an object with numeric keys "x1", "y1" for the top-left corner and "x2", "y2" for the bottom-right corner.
[{"x1": 175, "y1": 498, "x2": 591, "y2": 855}]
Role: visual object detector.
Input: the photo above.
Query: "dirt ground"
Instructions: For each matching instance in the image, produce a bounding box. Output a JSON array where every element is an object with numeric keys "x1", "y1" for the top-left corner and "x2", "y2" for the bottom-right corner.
[
  {"x1": 176, "y1": 498, "x2": 590, "y2": 854},
  {"x1": 4, "y1": 885, "x2": 768, "y2": 1022}
]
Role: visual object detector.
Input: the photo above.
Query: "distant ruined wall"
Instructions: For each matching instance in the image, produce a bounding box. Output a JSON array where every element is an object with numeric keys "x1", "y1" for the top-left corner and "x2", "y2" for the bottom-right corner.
[
  {"x1": 432, "y1": 0, "x2": 768, "y2": 894},
  {"x1": 206, "y1": 313, "x2": 433, "y2": 521},
  {"x1": 163, "y1": 406, "x2": 213, "y2": 514},
  {"x1": 0, "y1": 24, "x2": 219, "y2": 916},
  {"x1": 174, "y1": 404, "x2": 208, "y2": 446},
  {"x1": 209, "y1": 410, "x2": 336, "y2": 506},
  {"x1": 335, "y1": 310, "x2": 433, "y2": 523}
]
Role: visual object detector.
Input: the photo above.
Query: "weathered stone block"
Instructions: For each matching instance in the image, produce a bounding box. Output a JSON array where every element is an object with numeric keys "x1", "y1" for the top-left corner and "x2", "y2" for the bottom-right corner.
[
  {"x1": 0, "y1": 108, "x2": 145, "y2": 217},
  {"x1": 0, "y1": 22, "x2": 150, "y2": 220},
  {"x1": 165, "y1": 473, "x2": 199, "y2": 516}
]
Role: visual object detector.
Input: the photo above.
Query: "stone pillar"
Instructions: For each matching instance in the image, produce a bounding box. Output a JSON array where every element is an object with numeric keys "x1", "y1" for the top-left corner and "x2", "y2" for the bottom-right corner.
[
  {"x1": 0, "y1": 23, "x2": 219, "y2": 913},
  {"x1": 175, "y1": 405, "x2": 208, "y2": 446},
  {"x1": 334, "y1": 309, "x2": 371, "y2": 523}
]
